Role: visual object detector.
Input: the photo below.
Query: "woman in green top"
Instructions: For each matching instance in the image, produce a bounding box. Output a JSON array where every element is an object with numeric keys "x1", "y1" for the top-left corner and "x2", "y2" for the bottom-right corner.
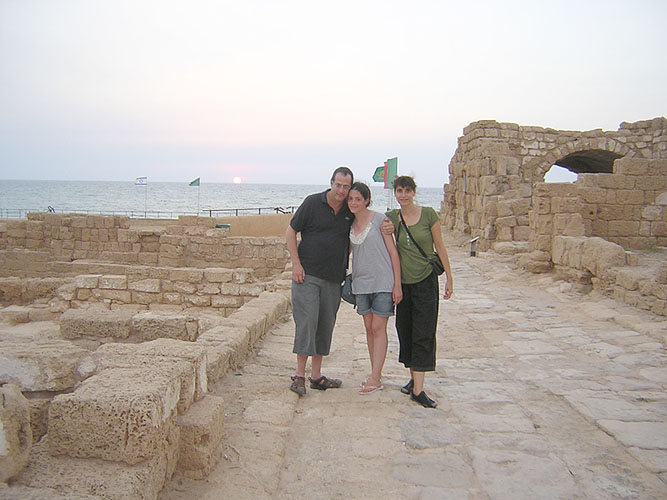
[{"x1": 386, "y1": 176, "x2": 453, "y2": 408}]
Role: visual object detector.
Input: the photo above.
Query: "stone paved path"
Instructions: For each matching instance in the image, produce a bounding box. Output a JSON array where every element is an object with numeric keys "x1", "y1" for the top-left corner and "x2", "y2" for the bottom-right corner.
[{"x1": 160, "y1": 240, "x2": 667, "y2": 500}]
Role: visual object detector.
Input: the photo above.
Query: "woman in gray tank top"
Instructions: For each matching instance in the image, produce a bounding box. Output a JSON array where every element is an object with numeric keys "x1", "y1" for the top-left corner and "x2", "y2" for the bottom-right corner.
[{"x1": 347, "y1": 182, "x2": 402, "y2": 394}]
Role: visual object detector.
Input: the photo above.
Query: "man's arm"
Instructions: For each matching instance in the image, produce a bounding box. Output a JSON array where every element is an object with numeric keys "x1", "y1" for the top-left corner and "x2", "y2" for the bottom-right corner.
[{"x1": 285, "y1": 225, "x2": 305, "y2": 283}]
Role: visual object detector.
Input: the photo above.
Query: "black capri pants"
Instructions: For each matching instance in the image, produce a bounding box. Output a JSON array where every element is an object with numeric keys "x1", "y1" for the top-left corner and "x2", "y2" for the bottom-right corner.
[{"x1": 395, "y1": 272, "x2": 439, "y2": 372}]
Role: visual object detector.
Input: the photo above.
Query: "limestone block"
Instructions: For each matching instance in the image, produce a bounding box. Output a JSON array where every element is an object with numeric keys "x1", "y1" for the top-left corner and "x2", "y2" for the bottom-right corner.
[
  {"x1": 129, "y1": 311, "x2": 198, "y2": 342},
  {"x1": 48, "y1": 367, "x2": 180, "y2": 464},
  {"x1": 0, "y1": 484, "x2": 101, "y2": 499},
  {"x1": 199, "y1": 283, "x2": 221, "y2": 294},
  {"x1": 176, "y1": 395, "x2": 225, "y2": 479},
  {"x1": 196, "y1": 325, "x2": 251, "y2": 381},
  {"x1": 608, "y1": 220, "x2": 640, "y2": 237},
  {"x1": 0, "y1": 305, "x2": 30, "y2": 324},
  {"x1": 615, "y1": 268, "x2": 650, "y2": 291},
  {"x1": 130, "y1": 291, "x2": 162, "y2": 305},
  {"x1": 56, "y1": 283, "x2": 77, "y2": 301},
  {"x1": 203, "y1": 268, "x2": 234, "y2": 283},
  {"x1": 60, "y1": 307, "x2": 134, "y2": 339},
  {"x1": 211, "y1": 295, "x2": 242, "y2": 308},
  {"x1": 14, "y1": 431, "x2": 178, "y2": 500},
  {"x1": 552, "y1": 236, "x2": 583, "y2": 268},
  {"x1": 239, "y1": 283, "x2": 266, "y2": 297},
  {"x1": 77, "y1": 348, "x2": 197, "y2": 415},
  {"x1": 98, "y1": 275, "x2": 127, "y2": 290},
  {"x1": 162, "y1": 292, "x2": 183, "y2": 305},
  {"x1": 26, "y1": 396, "x2": 50, "y2": 442},
  {"x1": 220, "y1": 283, "x2": 240, "y2": 295},
  {"x1": 128, "y1": 279, "x2": 161, "y2": 293},
  {"x1": 183, "y1": 294, "x2": 211, "y2": 307},
  {"x1": 0, "y1": 340, "x2": 88, "y2": 392},
  {"x1": 96, "y1": 339, "x2": 207, "y2": 401},
  {"x1": 581, "y1": 237, "x2": 626, "y2": 275},
  {"x1": 169, "y1": 268, "x2": 204, "y2": 283},
  {"x1": 0, "y1": 384, "x2": 32, "y2": 482},
  {"x1": 232, "y1": 268, "x2": 255, "y2": 283},
  {"x1": 658, "y1": 263, "x2": 667, "y2": 285},
  {"x1": 164, "y1": 281, "x2": 196, "y2": 295}
]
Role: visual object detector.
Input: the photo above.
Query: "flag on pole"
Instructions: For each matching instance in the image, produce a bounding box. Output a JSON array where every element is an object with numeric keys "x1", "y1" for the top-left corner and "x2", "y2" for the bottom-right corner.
[
  {"x1": 372, "y1": 166, "x2": 385, "y2": 182},
  {"x1": 135, "y1": 176, "x2": 147, "y2": 186},
  {"x1": 385, "y1": 157, "x2": 398, "y2": 189},
  {"x1": 189, "y1": 177, "x2": 200, "y2": 187}
]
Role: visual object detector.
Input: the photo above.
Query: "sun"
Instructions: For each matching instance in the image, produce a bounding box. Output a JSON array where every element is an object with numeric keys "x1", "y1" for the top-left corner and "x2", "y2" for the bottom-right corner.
[{"x1": 232, "y1": 176, "x2": 242, "y2": 184}]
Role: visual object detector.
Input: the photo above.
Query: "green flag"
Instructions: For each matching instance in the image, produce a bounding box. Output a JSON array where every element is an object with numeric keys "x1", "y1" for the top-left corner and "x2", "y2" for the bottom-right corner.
[
  {"x1": 372, "y1": 166, "x2": 385, "y2": 182},
  {"x1": 189, "y1": 177, "x2": 200, "y2": 187},
  {"x1": 385, "y1": 157, "x2": 397, "y2": 189}
]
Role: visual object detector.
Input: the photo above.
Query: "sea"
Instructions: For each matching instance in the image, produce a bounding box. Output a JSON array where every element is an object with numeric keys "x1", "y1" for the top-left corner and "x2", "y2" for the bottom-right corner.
[{"x1": 0, "y1": 180, "x2": 444, "y2": 219}]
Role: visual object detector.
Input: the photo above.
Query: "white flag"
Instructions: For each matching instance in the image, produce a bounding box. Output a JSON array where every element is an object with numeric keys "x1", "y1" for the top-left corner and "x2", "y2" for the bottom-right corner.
[{"x1": 135, "y1": 176, "x2": 147, "y2": 186}]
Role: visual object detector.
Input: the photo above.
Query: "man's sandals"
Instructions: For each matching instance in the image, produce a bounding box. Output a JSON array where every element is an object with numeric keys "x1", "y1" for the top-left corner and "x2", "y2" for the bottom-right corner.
[
  {"x1": 290, "y1": 375, "x2": 306, "y2": 395},
  {"x1": 308, "y1": 375, "x2": 342, "y2": 390}
]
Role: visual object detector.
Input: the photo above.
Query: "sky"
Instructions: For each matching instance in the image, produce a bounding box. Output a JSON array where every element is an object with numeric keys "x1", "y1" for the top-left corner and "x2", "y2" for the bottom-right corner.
[{"x1": 1, "y1": 0, "x2": 665, "y2": 188}]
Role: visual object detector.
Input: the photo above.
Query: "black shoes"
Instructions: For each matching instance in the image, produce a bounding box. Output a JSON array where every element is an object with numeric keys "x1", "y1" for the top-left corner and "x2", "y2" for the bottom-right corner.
[
  {"x1": 400, "y1": 379, "x2": 414, "y2": 394},
  {"x1": 410, "y1": 390, "x2": 438, "y2": 408}
]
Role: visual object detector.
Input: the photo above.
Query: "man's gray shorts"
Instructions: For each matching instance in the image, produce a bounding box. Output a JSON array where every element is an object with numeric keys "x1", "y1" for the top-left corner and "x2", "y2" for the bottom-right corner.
[{"x1": 292, "y1": 274, "x2": 342, "y2": 356}]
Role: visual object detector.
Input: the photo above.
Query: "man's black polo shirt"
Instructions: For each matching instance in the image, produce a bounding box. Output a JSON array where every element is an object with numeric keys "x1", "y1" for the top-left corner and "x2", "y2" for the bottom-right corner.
[{"x1": 290, "y1": 189, "x2": 353, "y2": 283}]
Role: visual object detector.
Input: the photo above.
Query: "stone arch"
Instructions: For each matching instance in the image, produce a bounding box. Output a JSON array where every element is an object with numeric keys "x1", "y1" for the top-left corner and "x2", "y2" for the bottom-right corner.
[{"x1": 528, "y1": 137, "x2": 638, "y2": 182}]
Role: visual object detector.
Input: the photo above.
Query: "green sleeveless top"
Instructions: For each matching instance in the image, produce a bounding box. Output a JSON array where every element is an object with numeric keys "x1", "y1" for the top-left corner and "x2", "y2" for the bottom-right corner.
[{"x1": 386, "y1": 207, "x2": 439, "y2": 284}]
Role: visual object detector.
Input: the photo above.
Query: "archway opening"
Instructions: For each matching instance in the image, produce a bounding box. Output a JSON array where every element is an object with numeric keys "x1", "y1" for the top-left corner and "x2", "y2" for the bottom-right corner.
[
  {"x1": 554, "y1": 149, "x2": 623, "y2": 174},
  {"x1": 545, "y1": 165, "x2": 577, "y2": 183}
]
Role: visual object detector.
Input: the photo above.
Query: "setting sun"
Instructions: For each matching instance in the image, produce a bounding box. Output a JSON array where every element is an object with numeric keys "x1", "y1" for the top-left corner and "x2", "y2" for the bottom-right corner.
[{"x1": 232, "y1": 176, "x2": 242, "y2": 184}]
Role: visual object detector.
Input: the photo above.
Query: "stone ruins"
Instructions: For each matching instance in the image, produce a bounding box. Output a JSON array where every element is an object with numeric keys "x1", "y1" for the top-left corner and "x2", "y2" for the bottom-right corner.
[
  {"x1": 0, "y1": 214, "x2": 292, "y2": 499},
  {"x1": 442, "y1": 117, "x2": 666, "y2": 317},
  {"x1": 0, "y1": 117, "x2": 665, "y2": 499}
]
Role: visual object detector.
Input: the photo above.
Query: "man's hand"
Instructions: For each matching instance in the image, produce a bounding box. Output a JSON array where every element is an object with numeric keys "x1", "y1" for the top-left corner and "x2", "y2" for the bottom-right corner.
[
  {"x1": 380, "y1": 218, "x2": 394, "y2": 235},
  {"x1": 292, "y1": 262, "x2": 306, "y2": 284}
]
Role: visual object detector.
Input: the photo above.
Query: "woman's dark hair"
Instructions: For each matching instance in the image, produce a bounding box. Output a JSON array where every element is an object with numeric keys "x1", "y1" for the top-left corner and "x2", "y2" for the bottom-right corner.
[
  {"x1": 392, "y1": 175, "x2": 416, "y2": 191},
  {"x1": 350, "y1": 181, "x2": 371, "y2": 206},
  {"x1": 331, "y1": 166, "x2": 354, "y2": 184}
]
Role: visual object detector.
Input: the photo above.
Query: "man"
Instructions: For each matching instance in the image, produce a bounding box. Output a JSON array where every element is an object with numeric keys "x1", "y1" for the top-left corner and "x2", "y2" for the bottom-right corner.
[{"x1": 285, "y1": 166, "x2": 354, "y2": 395}]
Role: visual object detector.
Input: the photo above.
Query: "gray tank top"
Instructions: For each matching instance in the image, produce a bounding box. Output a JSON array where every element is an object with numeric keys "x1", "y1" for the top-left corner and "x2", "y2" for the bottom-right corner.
[{"x1": 350, "y1": 211, "x2": 394, "y2": 294}]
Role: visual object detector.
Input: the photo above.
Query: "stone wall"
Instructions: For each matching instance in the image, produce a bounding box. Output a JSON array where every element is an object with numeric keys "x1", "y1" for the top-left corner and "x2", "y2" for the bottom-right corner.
[
  {"x1": 0, "y1": 214, "x2": 288, "y2": 278},
  {"x1": 529, "y1": 158, "x2": 667, "y2": 254},
  {"x1": 442, "y1": 117, "x2": 666, "y2": 251}
]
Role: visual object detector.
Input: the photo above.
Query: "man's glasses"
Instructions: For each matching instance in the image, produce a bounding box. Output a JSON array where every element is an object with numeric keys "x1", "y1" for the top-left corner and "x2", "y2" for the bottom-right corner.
[{"x1": 332, "y1": 183, "x2": 351, "y2": 191}]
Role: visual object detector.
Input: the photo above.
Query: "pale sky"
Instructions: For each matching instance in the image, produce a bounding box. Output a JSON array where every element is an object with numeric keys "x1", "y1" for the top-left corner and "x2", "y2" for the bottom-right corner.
[{"x1": 1, "y1": 0, "x2": 665, "y2": 187}]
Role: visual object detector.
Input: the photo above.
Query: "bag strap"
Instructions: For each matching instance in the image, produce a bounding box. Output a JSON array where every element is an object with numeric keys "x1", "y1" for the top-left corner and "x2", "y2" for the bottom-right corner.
[{"x1": 399, "y1": 211, "x2": 430, "y2": 260}]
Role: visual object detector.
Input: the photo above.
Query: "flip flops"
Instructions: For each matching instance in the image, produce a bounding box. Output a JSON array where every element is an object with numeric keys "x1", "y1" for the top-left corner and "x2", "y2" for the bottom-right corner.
[{"x1": 359, "y1": 383, "x2": 384, "y2": 395}]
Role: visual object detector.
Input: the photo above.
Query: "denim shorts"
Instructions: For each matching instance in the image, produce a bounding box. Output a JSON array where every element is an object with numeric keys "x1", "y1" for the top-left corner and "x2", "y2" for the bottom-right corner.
[{"x1": 355, "y1": 292, "x2": 394, "y2": 317}]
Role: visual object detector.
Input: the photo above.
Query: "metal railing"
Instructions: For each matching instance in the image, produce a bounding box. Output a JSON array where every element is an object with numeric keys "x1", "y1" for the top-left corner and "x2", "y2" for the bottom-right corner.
[
  {"x1": 0, "y1": 206, "x2": 297, "y2": 219},
  {"x1": 204, "y1": 206, "x2": 297, "y2": 217}
]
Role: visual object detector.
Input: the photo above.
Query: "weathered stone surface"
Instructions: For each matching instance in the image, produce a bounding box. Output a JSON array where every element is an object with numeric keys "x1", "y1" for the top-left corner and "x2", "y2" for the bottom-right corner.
[
  {"x1": 77, "y1": 350, "x2": 197, "y2": 415},
  {"x1": 176, "y1": 395, "x2": 225, "y2": 479},
  {"x1": 581, "y1": 237, "x2": 626, "y2": 275},
  {"x1": 48, "y1": 368, "x2": 180, "y2": 464},
  {"x1": 0, "y1": 340, "x2": 88, "y2": 391},
  {"x1": 0, "y1": 305, "x2": 30, "y2": 324},
  {"x1": 129, "y1": 311, "x2": 199, "y2": 341},
  {"x1": 597, "y1": 420, "x2": 667, "y2": 449},
  {"x1": 14, "y1": 433, "x2": 178, "y2": 500},
  {"x1": 60, "y1": 308, "x2": 134, "y2": 339},
  {"x1": 0, "y1": 383, "x2": 32, "y2": 482},
  {"x1": 470, "y1": 448, "x2": 577, "y2": 499},
  {"x1": 0, "y1": 484, "x2": 101, "y2": 500}
]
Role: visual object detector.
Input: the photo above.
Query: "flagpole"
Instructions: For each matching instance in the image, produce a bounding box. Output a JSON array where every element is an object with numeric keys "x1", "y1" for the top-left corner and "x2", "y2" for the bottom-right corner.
[
  {"x1": 144, "y1": 182, "x2": 148, "y2": 218},
  {"x1": 197, "y1": 184, "x2": 200, "y2": 215}
]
